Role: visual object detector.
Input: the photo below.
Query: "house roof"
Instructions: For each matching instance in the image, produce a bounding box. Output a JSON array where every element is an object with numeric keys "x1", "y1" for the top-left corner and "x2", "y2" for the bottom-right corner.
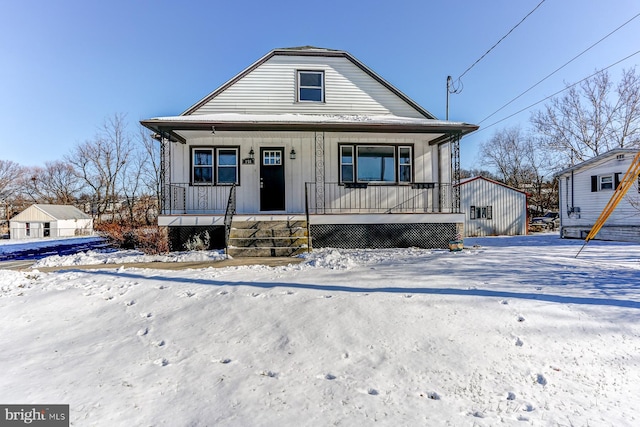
[
  {"x1": 182, "y1": 46, "x2": 437, "y2": 119},
  {"x1": 556, "y1": 148, "x2": 639, "y2": 176},
  {"x1": 140, "y1": 47, "x2": 479, "y2": 143},
  {"x1": 12, "y1": 204, "x2": 91, "y2": 222},
  {"x1": 457, "y1": 176, "x2": 530, "y2": 196}
]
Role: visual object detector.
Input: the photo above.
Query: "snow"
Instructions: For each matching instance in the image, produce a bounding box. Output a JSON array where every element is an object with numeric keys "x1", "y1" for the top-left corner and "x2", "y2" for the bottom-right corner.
[
  {"x1": 2, "y1": 234, "x2": 640, "y2": 426},
  {"x1": 149, "y1": 112, "x2": 467, "y2": 126},
  {"x1": 0, "y1": 236, "x2": 103, "y2": 253}
]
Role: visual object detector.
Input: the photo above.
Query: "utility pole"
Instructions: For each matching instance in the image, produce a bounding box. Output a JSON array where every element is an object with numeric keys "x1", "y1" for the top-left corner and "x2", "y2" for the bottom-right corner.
[{"x1": 446, "y1": 76, "x2": 452, "y2": 120}]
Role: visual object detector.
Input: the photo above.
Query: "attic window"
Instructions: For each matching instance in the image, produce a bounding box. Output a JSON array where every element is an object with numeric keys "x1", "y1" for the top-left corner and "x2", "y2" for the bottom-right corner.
[{"x1": 297, "y1": 71, "x2": 324, "y2": 102}]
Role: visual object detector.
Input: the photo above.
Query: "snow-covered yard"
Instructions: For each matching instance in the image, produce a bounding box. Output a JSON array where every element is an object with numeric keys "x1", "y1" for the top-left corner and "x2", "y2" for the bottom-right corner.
[{"x1": 1, "y1": 234, "x2": 639, "y2": 426}]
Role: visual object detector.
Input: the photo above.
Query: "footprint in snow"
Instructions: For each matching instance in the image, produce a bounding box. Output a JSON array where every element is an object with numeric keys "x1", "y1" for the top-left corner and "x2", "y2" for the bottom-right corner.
[
  {"x1": 517, "y1": 315, "x2": 525, "y2": 322},
  {"x1": 155, "y1": 340, "x2": 165, "y2": 347},
  {"x1": 125, "y1": 300, "x2": 136, "y2": 306},
  {"x1": 515, "y1": 337, "x2": 523, "y2": 347},
  {"x1": 367, "y1": 388, "x2": 378, "y2": 396},
  {"x1": 140, "y1": 312, "x2": 152, "y2": 318},
  {"x1": 324, "y1": 374, "x2": 336, "y2": 380},
  {"x1": 507, "y1": 392, "x2": 516, "y2": 400},
  {"x1": 154, "y1": 358, "x2": 169, "y2": 367},
  {"x1": 535, "y1": 374, "x2": 547, "y2": 386},
  {"x1": 260, "y1": 370, "x2": 277, "y2": 378},
  {"x1": 137, "y1": 327, "x2": 148, "y2": 337}
]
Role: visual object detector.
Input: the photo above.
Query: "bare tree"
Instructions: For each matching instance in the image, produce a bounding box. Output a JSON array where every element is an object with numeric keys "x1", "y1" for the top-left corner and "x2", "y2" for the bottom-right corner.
[
  {"x1": 531, "y1": 68, "x2": 640, "y2": 166},
  {"x1": 479, "y1": 126, "x2": 536, "y2": 188},
  {"x1": 479, "y1": 126, "x2": 556, "y2": 214},
  {"x1": 20, "y1": 161, "x2": 82, "y2": 204},
  {"x1": 67, "y1": 113, "x2": 133, "y2": 220},
  {"x1": 0, "y1": 159, "x2": 25, "y2": 226}
]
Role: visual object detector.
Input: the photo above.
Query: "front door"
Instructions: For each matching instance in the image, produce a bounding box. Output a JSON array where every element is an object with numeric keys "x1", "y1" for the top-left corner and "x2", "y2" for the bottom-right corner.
[{"x1": 260, "y1": 147, "x2": 285, "y2": 211}]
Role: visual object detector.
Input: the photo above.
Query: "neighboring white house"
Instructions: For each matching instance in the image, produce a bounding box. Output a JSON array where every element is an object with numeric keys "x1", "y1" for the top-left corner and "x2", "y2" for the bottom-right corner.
[
  {"x1": 141, "y1": 46, "x2": 478, "y2": 254},
  {"x1": 557, "y1": 148, "x2": 640, "y2": 242},
  {"x1": 458, "y1": 176, "x2": 529, "y2": 237},
  {"x1": 9, "y1": 204, "x2": 93, "y2": 240}
]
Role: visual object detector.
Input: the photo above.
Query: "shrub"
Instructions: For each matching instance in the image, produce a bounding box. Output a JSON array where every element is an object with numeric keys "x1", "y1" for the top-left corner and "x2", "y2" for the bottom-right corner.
[
  {"x1": 96, "y1": 222, "x2": 169, "y2": 255},
  {"x1": 184, "y1": 231, "x2": 210, "y2": 251}
]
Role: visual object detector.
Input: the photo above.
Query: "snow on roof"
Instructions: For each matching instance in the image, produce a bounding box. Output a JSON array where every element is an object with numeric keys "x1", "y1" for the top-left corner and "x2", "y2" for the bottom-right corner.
[
  {"x1": 13, "y1": 204, "x2": 91, "y2": 221},
  {"x1": 146, "y1": 112, "x2": 471, "y2": 127},
  {"x1": 556, "y1": 148, "x2": 639, "y2": 176}
]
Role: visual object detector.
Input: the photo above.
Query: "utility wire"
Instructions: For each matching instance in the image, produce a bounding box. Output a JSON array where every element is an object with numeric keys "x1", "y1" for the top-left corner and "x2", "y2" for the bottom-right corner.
[
  {"x1": 453, "y1": 0, "x2": 546, "y2": 90},
  {"x1": 477, "y1": 49, "x2": 640, "y2": 133},
  {"x1": 478, "y1": 11, "x2": 640, "y2": 124}
]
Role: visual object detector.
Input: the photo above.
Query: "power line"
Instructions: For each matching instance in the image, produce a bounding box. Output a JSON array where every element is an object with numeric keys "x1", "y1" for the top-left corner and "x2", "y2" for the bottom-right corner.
[
  {"x1": 453, "y1": 0, "x2": 546, "y2": 90},
  {"x1": 478, "y1": 11, "x2": 640, "y2": 125},
  {"x1": 477, "y1": 49, "x2": 640, "y2": 133}
]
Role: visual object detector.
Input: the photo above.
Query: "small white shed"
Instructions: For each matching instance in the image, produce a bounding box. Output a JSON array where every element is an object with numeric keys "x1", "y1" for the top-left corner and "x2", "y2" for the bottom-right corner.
[
  {"x1": 9, "y1": 204, "x2": 93, "y2": 239},
  {"x1": 458, "y1": 176, "x2": 529, "y2": 237}
]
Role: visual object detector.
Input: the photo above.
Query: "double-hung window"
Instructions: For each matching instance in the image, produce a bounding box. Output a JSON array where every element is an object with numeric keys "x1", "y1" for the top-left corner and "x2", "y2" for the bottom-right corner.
[
  {"x1": 339, "y1": 144, "x2": 413, "y2": 184},
  {"x1": 192, "y1": 147, "x2": 239, "y2": 185},
  {"x1": 298, "y1": 71, "x2": 324, "y2": 102},
  {"x1": 470, "y1": 206, "x2": 493, "y2": 220}
]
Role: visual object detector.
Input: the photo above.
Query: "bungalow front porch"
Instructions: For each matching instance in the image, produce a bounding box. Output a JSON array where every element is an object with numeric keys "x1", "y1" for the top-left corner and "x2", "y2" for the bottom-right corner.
[{"x1": 158, "y1": 182, "x2": 464, "y2": 253}]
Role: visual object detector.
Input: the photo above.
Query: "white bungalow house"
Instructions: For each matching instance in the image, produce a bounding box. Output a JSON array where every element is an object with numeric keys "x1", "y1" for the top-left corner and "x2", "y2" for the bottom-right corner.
[
  {"x1": 9, "y1": 204, "x2": 93, "y2": 240},
  {"x1": 458, "y1": 176, "x2": 529, "y2": 237},
  {"x1": 558, "y1": 148, "x2": 640, "y2": 242},
  {"x1": 141, "y1": 46, "x2": 478, "y2": 255}
]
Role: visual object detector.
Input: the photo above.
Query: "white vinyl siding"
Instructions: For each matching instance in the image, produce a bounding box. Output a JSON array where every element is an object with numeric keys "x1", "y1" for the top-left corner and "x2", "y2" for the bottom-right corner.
[
  {"x1": 459, "y1": 178, "x2": 527, "y2": 237},
  {"x1": 171, "y1": 132, "x2": 438, "y2": 215},
  {"x1": 191, "y1": 55, "x2": 425, "y2": 118},
  {"x1": 559, "y1": 152, "x2": 640, "y2": 229}
]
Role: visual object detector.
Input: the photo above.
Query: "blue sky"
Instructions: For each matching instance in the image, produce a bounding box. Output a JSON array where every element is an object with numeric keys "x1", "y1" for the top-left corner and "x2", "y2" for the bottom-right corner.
[{"x1": 1, "y1": 0, "x2": 639, "y2": 171}]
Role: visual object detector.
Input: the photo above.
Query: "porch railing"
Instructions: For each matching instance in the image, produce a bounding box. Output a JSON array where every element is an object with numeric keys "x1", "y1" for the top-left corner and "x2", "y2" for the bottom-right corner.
[
  {"x1": 305, "y1": 182, "x2": 455, "y2": 214},
  {"x1": 223, "y1": 183, "x2": 237, "y2": 255},
  {"x1": 161, "y1": 183, "x2": 234, "y2": 215}
]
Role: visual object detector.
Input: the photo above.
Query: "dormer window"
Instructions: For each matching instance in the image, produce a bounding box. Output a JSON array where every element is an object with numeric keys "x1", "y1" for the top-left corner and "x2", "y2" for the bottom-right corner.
[{"x1": 297, "y1": 70, "x2": 324, "y2": 102}]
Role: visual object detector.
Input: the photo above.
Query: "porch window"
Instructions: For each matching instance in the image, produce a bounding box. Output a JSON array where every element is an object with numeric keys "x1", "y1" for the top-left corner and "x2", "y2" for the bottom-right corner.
[
  {"x1": 298, "y1": 71, "x2": 324, "y2": 102},
  {"x1": 192, "y1": 147, "x2": 239, "y2": 185},
  {"x1": 193, "y1": 149, "x2": 213, "y2": 183},
  {"x1": 339, "y1": 144, "x2": 413, "y2": 184},
  {"x1": 217, "y1": 149, "x2": 238, "y2": 184},
  {"x1": 340, "y1": 146, "x2": 354, "y2": 182},
  {"x1": 399, "y1": 147, "x2": 412, "y2": 182}
]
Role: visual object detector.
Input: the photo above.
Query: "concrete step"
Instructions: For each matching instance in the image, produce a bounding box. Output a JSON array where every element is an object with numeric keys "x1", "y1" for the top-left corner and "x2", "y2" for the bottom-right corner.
[
  {"x1": 229, "y1": 228, "x2": 307, "y2": 239},
  {"x1": 231, "y1": 220, "x2": 307, "y2": 230},
  {"x1": 227, "y1": 246, "x2": 308, "y2": 257},
  {"x1": 228, "y1": 237, "x2": 308, "y2": 248}
]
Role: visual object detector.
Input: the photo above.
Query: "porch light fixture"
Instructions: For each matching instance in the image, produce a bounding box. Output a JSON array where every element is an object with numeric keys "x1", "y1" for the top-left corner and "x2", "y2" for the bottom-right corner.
[
  {"x1": 249, "y1": 148, "x2": 255, "y2": 160},
  {"x1": 211, "y1": 126, "x2": 216, "y2": 134},
  {"x1": 290, "y1": 148, "x2": 296, "y2": 160}
]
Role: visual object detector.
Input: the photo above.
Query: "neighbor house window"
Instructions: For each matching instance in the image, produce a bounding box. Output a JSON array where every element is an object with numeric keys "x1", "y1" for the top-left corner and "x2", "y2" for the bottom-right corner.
[
  {"x1": 192, "y1": 147, "x2": 239, "y2": 185},
  {"x1": 339, "y1": 144, "x2": 413, "y2": 184},
  {"x1": 591, "y1": 173, "x2": 620, "y2": 192},
  {"x1": 298, "y1": 71, "x2": 324, "y2": 102},
  {"x1": 600, "y1": 175, "x2": 613, "y2": 190},
  {"x1": 470, "y1": 205, "x2": 493, "y2": 220}
]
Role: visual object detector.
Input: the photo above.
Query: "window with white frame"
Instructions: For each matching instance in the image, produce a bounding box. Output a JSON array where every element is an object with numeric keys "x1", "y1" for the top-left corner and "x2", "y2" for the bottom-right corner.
[
  {"x1": 470, "y1": 205, "x2": 493, "y2": 220},
  {"x1": 600, "y1": 174, "x2": 613, "y2": 190},
  {"x1": 339, "y1": 144, "x2": 413, "y2": 184},
  {"x1": 298, "y1": 70, "x2": 324, "y2": 102},
  {"x1": 192, "y1": 147, "x2": 239, "y2": 185}
]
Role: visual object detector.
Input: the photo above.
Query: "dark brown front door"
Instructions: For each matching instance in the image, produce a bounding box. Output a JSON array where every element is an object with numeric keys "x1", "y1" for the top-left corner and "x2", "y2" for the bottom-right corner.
[{"x1": 260, "y1": 147, "x2": 285, "y2": 211}]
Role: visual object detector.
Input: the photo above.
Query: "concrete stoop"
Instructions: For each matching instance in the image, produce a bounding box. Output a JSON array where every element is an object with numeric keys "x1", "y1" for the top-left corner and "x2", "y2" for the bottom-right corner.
[{"x1": 227, "y1": 220, "x2": 309, "y2": 257}]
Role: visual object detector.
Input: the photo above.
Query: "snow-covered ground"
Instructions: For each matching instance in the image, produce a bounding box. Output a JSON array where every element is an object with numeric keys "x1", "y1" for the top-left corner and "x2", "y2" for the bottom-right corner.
[{"x1": 1, "y1": 234, "x2": 639, "y2": 426}]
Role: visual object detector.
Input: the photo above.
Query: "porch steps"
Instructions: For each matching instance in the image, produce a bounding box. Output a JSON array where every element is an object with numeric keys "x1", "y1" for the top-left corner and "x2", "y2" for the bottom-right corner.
[{"x1": 227, "y1": 220, "x2": 309, "y2": 257}]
